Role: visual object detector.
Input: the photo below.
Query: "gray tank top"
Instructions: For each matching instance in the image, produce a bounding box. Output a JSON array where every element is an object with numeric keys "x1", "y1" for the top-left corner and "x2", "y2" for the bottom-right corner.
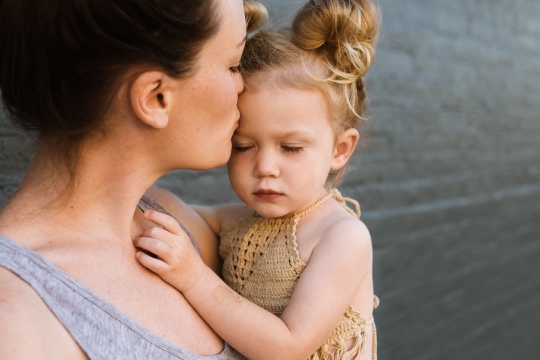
[{"x1": 0, "y1": 197, "x2": 240, "y2": 360}]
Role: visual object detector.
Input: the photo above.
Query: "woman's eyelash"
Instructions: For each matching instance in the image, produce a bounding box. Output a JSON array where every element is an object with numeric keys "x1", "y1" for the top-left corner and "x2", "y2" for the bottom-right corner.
[{"x1": 230, "y1": 66, "x2": 240, "y2": 73}]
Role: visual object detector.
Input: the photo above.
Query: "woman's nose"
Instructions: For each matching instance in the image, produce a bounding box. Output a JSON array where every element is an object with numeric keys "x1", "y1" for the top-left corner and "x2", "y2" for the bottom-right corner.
[{"x1": 254, "y1": 150, "x2": 279, "y2": 178}]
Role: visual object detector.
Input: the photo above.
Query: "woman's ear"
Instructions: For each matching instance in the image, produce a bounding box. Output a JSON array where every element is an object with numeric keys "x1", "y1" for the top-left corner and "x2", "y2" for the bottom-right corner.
[
  {"x1": 129, "y1": 71, "x2": 174, "y2": 129},
  {"x1": 331, "y1": 128, "x2": 360, "y2": 171}
]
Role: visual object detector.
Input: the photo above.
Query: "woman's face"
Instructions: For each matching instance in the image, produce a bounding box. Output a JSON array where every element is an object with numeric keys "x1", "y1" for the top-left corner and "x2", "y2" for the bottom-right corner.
[{"x1": 166, "y1": 0, "x2": 246, "y2": 171}]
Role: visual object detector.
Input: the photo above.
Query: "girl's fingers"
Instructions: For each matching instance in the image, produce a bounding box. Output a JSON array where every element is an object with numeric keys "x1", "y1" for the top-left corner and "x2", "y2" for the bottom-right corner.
[
  {"x1": 135, "y1": 251, "x2": 169, "y2": 274},
  {"x1": 143, "y1": 210, "x2": 184, "y2": 234},
  {"x1": 141, "y1": 225, "x2": 190, "y2": 251},
  {"x1": 134, "y1": 236, "x2": 174, "y2": 263}
]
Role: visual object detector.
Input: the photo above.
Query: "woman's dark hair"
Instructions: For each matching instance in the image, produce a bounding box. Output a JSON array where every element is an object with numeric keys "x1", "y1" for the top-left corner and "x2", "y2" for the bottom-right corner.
[{"x1": 0, "y1": 0, "x2": 219, "y2": 153}]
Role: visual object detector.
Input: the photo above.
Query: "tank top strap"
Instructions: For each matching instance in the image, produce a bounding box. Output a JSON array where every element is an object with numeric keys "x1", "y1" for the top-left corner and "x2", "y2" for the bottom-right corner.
[{"x1": 330, "y1": 188, "x2": 361, "y2": 218}]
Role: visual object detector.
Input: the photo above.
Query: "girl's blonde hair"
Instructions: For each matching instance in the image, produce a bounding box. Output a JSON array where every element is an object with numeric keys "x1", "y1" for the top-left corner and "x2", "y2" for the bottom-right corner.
[
  {"x1": 244, "y1": 0, "x2": 269, "y2": 33},
  {"x1": 240, "y1": 0, "x2": 380, "y2": 187}
]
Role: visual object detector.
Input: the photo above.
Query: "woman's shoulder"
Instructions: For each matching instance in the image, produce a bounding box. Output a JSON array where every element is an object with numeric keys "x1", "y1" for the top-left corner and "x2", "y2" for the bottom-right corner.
[
  {"x1": 143, "y1": 185, "x2": 191, "y2": 215},
  {"x1": 0, "y1": 267, "x2": 86, "y2": 359}
]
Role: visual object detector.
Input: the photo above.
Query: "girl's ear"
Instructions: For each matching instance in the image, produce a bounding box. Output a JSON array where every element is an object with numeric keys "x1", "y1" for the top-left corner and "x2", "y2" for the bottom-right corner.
[
  {"x1": 331, "y1": 128, "x2": 360, "y2": 171},
  {"x1": 129, "y1": 71, "x2": 174, "y2": 129}
]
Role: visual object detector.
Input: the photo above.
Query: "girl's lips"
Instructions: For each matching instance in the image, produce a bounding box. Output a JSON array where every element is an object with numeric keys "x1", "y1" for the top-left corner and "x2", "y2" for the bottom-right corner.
[{"x1": 254, "y1": 190, "x2": 283, "y2": 201}]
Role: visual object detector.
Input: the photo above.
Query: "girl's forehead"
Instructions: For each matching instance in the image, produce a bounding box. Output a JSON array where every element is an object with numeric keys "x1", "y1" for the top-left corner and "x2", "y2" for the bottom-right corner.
[
  {"x1": 244, "y1": 60, "x2": 325, "y2": 92},
  {"x1": 236, "y1": 87, "x2": 334, "y2": 137}
]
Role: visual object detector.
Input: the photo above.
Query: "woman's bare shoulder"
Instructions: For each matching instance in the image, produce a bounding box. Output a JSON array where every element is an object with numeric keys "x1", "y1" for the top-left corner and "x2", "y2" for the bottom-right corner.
[
  {"x1": 144, "y1": 185, "x2": 191, "y2": 214},
  {"x1": 0, "y1": 267, "x2": 87, "y2": 359},
  {"x1": 0, "y1": 266, "x2": 45, "y2": 325}
]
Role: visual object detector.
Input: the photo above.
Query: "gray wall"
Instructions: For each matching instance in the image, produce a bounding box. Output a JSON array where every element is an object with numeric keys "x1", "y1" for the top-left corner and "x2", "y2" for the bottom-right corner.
[{"x1": 1, "y1": 0, "x2": 539, "y2": 359}]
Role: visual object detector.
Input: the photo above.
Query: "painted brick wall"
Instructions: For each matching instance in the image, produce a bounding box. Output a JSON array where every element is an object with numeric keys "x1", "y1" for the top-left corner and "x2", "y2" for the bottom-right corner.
[{"x1": 1, "y1": 0, "x2": 539, "y2": 359}]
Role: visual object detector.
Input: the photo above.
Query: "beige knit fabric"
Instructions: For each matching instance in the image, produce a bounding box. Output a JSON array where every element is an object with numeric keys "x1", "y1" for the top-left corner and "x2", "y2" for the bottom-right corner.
[{"x1": 219, "y1": 189, "x2": 379, "y2": 359}]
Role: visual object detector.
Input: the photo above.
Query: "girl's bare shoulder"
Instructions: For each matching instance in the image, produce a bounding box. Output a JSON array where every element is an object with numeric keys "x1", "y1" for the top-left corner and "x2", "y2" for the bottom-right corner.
[
  {"x1": 320, "y1": 203, "x2": 371, "y2": 248},
  {"x1": 305, "y1": 204, "x2": 373, "y2": 275}
]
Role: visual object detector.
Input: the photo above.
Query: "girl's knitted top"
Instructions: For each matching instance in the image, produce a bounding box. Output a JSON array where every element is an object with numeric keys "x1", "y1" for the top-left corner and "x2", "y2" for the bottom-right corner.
[{"x1": 219, "y1": 189, "x2": 379, "y2": 360}]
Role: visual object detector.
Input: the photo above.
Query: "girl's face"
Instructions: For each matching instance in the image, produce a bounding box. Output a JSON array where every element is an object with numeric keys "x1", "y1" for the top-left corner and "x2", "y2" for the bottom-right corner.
[
  {"x1": 228, "y1": 85, "x2": 340, "y2": 218},
  {"x1": 166, "y1": 0, "x2": 246, "y2": 171}
]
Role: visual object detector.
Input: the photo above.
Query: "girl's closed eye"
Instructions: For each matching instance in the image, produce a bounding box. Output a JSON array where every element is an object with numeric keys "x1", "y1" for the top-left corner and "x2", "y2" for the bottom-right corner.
[
  {"x1": 233, "y1": 145, "x2": 253, "y2": 153},
  {"x1": 282, "y1": 145, "x2": 304, "y2": 153},
  {"x1": 230, "y1": 65, "x2": 241, "y2": 74}
]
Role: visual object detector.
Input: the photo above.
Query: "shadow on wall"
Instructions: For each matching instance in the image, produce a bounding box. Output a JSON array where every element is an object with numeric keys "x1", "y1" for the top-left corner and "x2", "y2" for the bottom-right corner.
[{"x1": 1, "y1": 0, "x2": 540, "y2": 359}]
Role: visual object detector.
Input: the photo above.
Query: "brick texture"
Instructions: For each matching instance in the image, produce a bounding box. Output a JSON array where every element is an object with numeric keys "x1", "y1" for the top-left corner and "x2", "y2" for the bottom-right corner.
[{"x1": 1, "y1": 1, "x2": 539, "y2": 359}]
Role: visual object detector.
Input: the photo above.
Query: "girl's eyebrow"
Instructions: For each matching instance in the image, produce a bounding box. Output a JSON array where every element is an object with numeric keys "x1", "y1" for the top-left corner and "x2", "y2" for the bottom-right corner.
[
  {"x1": 277, "y1": 130, "x2": 314, "y2": 140},
  {"x1": 233, "y1": 129, "x2": 314, "y2": 140}
]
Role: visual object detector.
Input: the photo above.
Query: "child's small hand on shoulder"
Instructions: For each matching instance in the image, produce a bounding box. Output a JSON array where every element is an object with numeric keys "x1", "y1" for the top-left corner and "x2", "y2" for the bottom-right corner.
[{"x1": 133, "y1": 210, "x2": 206, "y2": 292}]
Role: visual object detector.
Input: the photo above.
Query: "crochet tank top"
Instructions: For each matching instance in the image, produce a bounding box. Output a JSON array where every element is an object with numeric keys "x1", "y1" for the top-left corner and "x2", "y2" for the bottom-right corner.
[
  {"x1": 0, "y1": 196, "x2": 238, "y2": 360},
  {"x1": 219, "y1": 189, "x2": 379, "y2": 360}
]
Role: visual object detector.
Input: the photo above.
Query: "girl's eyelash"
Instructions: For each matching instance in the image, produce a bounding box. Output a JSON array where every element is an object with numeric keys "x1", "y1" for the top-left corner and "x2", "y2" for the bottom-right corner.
[
  {"x1": 233, "y1": 145, "x2": 303, "y2": 153},
  {"x1": 233, "y1": 146, "x2": 251, "y2": 153},
  {"x1": 230, "y1": 66, "x2": 240, "y2": 74},
  {"x1": 282, "y1": 146, "x2": 303, "y2": 153}
]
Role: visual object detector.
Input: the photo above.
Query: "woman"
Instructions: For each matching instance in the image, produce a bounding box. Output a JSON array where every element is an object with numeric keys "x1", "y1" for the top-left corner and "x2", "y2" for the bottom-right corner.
[{"x1": 0, "y1": 0, "x2": 266, "y2": 358}]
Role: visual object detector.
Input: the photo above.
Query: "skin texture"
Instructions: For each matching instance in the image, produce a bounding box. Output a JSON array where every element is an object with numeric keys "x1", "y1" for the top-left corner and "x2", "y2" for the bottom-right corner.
[
  {"x1": 0, "y1": 0, "x2": 247, "y2": 358},
  {"x1": 134, "y1": 86, "x2": 376, "y2": 360}
]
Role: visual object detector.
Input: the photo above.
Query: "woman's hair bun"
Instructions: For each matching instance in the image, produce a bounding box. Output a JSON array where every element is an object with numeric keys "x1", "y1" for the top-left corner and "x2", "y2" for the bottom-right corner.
[{"x1": 291, "y1": 0, "x2": 380, "y2": 82}]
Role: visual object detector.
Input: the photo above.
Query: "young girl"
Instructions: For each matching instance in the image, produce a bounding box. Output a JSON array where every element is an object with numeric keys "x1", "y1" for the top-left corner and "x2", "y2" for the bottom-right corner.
[{"x1": 135, "y1": 0, "x2": 380, "y2": 358}]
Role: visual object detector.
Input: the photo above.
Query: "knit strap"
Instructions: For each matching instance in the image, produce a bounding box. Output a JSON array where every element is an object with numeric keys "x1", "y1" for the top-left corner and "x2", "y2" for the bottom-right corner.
[
  {"x1": 295, "y1": 191, "x2": 333, "y2": 218},
  {"x1": 331, "y1": 188, "x2": 361, "y2": 218},
  {"x1": 295, "y1": 189, "x2": 361, "y2": 220}
]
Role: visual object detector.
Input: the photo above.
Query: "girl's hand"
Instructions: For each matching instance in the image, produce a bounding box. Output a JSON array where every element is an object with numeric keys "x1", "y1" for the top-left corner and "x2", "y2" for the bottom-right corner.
[{"x1": 133, "y1": 210, "x2": 207, "y2": 292}]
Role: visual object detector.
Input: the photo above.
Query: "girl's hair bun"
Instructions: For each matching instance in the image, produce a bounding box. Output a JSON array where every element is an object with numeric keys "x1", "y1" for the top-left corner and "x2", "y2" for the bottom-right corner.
[
  {"x1": 291, "y1": 0, "x2": 380, "y2": 83},
  {"x1": 244, "y1": 0, "x2": 268, "y2": 33}
]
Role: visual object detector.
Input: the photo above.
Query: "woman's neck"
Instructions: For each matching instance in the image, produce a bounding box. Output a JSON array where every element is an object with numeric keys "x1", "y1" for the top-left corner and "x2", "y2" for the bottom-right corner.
[{"x1": 0, "y1": 139, "x2": 161, "y2": 247}]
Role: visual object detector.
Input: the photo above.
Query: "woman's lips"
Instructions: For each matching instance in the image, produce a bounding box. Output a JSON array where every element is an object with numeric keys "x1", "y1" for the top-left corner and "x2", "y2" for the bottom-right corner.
[{"x1": 254, "y1": 190, "x2": 283, "y2": 201}]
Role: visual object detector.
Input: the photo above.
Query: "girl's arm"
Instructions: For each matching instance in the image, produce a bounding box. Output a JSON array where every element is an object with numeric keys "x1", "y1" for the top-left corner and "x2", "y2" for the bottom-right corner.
[
  {"x1": 134, "y1": 210, "x2": 373, "y2": 360},
  {"x1": 190, "y1": 203, "x2": 253, "y2": 236}
]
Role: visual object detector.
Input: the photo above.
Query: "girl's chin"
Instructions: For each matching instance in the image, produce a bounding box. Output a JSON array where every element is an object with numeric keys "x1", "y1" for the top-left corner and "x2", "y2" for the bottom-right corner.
[{"x1": 251, "y1": 208, "x2": 293, "y2": 219}]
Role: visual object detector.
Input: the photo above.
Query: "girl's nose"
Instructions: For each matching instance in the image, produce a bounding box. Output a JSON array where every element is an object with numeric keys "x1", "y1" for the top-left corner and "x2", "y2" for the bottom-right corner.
[{"x1": 254, "y1": 150, "x2": 279, "y2": 178}]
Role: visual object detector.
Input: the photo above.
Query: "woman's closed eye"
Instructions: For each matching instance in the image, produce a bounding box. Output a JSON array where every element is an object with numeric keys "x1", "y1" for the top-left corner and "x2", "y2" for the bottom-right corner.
[{"x1": 230, "y1": 65, "x2": 240, "y2": 74}]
